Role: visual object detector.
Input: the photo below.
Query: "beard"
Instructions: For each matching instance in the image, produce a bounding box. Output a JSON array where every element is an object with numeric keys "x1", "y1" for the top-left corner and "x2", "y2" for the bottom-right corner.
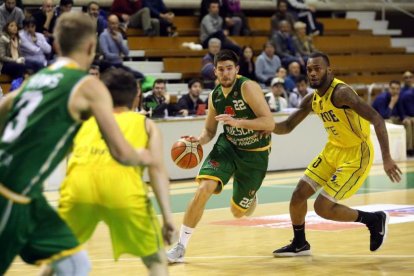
[
  {"x1": 309, "y1": 72, "x2": 328, "y2": 89},
  {"x1": 220, "y1": 76, "x2": 236, "y2": 88}
]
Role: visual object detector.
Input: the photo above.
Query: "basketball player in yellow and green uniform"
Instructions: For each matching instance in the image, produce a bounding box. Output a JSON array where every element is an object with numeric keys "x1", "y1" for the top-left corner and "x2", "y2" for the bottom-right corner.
[
  {"x1": 167, "y1": 49, "x2": 274, "y2": 263},
  {"x1": 271, "y1": 52, "x2": 402, "y2": 257},
  {"x1": 58, "y1": 68, "x2": 175, "y2": 275},
  {"x1": 0, "y1": 13, "x2": 152, "y2": 275}
]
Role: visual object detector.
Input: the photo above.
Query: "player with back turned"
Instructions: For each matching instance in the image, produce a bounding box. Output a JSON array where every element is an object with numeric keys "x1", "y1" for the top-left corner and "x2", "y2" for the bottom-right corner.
[{"x1": 271, "y1": 52, "x2": 402, "y2": 257}]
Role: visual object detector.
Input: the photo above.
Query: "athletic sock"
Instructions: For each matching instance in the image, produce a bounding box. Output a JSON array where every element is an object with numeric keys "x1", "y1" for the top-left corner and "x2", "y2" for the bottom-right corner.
[
  {"x1": 178, "y1": 225, "x2": 194, "y2": 248},
  {"x1": 356, "y1": 210, "x2": 378, "y2": 225},
  {"x1": 292, "y1": 223, "x2": 306, "y2": 245}
]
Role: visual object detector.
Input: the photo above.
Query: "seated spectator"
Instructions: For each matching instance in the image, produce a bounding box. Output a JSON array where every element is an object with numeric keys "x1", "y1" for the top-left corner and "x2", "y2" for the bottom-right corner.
[
  {"x1": 144, "y1": 0, "x2": 176, "y2": 36},
  {"x1": 111, "y1": 0, "x2": 159, "y2": 36},
  {"x1": 176, "y1": 79, "x2": 205, "y2": 116},
  {"x1": 201, "y1": 38, "x2": 221, "y2": 88},
  {"x1": 373, "y1": 80, "x2": 414, "y2": 155},
  {"x1": 0, "y1": 21, "x2": 25, "y2": 79},
  {"x1": 271, "y1": 20, "x2": 304, "y2": 68},
  {"x1": 19, "y1": 17, "x2": 51, "y2": 72},
  {"x1": 55, "y1": 0, "x2": 73, "y2": 17},
  {"x1": 99, "y1": 14, "x2": 144, "y2": 79},
  {"x1": 401, "y1": 70, "x2": 413, "y2": 94},
  {"x1": 286, "y1": 0, "x2": 323, "y2": 36},
  {"x1": 32, "y1": 0, "x2": 57, "y2": 44},
  {"x1": 143, "y1": 79, "x2": 173, "y2": 118},
  {"x1": 270, "y1": 0, "x2": 296, "y2": 38},
  {"x1": 288, "y1": 74, "x2": 312, "y2": 107},
  {"x1": 238, "y1": 45, "x2": 256, "y2": 81},
  {"x1": 255, "y1": 41, "x2": 281, "y2": 86},
  {"x1": 88, "y1": 64, "x2": 100, "y2": 78},
  {"x1": 266, "y1": 77, "x2": 288, "y2": 112},
  {"x1": 200, "y1": 0, "x2": 240, "y2": 54},
  {"x1": 9, "y1": 68, "x2": 33, "y2": 92},
  {"x1": 87, "y1": 1, "x2": 107, "y2": 36},
  {"x1": 220, "y1": 0, "x2": 246, "y2": 36},
  {"x1": 0, "y1": 0, "x2": 24, "y2": 30},
  {"x1": 285, "y1": 61, "x2": 301, "y2": 92},
  {"x1": 292, "y1": 21, "x2": 316, "y2": 60}
]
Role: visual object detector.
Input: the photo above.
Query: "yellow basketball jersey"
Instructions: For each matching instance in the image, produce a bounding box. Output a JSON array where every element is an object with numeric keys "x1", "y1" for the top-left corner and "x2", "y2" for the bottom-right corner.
[
  {"x1": 66, "y1": 111, "x2": 148, "y2": 191},
  {"x1": 311, "y1": 78, "x2": 371, "y2": 147}
]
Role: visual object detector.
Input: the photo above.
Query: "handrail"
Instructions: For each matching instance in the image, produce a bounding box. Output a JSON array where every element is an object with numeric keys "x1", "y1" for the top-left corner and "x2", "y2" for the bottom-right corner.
[{"x1": 381, "y1": 0, "x2": 414, "y2": 20}]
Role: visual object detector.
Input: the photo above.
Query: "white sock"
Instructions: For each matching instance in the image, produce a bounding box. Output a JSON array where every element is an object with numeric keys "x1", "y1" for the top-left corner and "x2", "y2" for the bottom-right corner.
[{"x1": 178, "y1": 225, "x2": 194, "y2": 248}]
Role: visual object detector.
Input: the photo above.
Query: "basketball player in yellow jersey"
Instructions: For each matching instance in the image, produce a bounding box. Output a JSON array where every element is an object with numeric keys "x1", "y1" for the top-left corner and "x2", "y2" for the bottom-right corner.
[
  {"x1": 58, "y1": 68, "x2": 176, "y2": 275},
  {"x1": 271, "y1": 52, "x2": 402, "y2": 257}
]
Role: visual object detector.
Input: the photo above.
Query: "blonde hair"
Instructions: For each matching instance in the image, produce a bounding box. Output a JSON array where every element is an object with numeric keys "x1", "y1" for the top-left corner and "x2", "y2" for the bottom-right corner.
[{"x1": 54, "y1": 12, "x2": 96, "y2": 55}]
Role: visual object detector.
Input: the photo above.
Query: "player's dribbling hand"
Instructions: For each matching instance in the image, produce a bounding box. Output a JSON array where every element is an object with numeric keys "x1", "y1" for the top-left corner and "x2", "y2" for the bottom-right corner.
[
  {"x1": 383, "y1": 157, "x2": 402, "y2": 183},
  {"x1": 181, "y1": 135, "x2": 199, "y2": 142},
  {"x1": 136, "y1": 148, "x2": 153, "y2": 166},
  {"x1": 162, "y1": 221, "x2": 177, "y2": 245}
]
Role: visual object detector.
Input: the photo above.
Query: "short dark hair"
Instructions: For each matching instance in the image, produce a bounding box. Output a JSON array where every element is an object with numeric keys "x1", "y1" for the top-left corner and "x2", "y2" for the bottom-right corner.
[
  {"x1": 188, "y1": 78, "x2": 202, "y2": 89},
  {"x1": 389, "y1": 80, "x2": 401, "y2": 87},
  {"x1": 209, "y1": 0, "x2": 220, "y2": 7},
  {"x1": 153, "y1": 78, "x2": 166, "y2": 88},
  {"x1": 60, "y1": 0, "x2": 74, "y2": 6},
  {"x1": 23, "y1": 17, "x2": 37, "y2": 27},
  {"x1": 296, "y1": 75, "x2": 307, "y2": 84},
  {"x1": 214, "y1": 49, "x2": 239, "y2": 66},
  {"x1": 101, "y1": 68, "x2": 137, "y2": 109},
  {"x1": 308, "y1": 52, "x2": 330, "y2": 66}
]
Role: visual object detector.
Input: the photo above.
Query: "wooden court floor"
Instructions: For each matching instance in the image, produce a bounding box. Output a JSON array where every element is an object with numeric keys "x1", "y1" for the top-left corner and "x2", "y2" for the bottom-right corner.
[{"x1": 6, "y1": 161, "x2": 414, "y2": 275}]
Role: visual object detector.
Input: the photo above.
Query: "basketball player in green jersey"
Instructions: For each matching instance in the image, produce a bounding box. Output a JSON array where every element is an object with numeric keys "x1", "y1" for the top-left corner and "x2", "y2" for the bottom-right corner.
[
  {"x1": 271, "y1": 52, "x2": 402, "y2": 257},
  {"x1": 167, "y1": 49, "x2": 274, "y2": 263},
  {"x1": 0, "y1": 13, "x2": 152, "y2": 275}
]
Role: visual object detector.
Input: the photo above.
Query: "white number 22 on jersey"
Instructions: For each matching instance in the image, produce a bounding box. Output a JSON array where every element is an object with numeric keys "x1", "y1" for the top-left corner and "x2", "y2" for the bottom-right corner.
[{"x1": 2, "y1": 91, "x2": 43, "y2": 143}]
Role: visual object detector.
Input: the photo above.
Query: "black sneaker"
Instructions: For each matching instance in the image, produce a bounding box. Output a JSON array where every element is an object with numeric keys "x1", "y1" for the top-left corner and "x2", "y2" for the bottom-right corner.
[
  {"x1": 273, "y1": 241, "x2": 311, "y2": 257},
  {"x1": 367, "y1": 211, "x2": 389, "y2": 252}
]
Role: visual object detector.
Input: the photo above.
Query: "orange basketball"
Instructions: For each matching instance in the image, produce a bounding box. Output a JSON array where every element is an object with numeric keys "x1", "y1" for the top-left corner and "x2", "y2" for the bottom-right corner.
[{"x1": 171, "y1": 138, "x2": 203, "y2": 169}]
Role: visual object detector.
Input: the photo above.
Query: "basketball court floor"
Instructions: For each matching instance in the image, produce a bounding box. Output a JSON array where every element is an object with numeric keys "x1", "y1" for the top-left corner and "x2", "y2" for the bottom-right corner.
[{"x1": 6, "y1": 161, "x2": 414, "y2": 275}]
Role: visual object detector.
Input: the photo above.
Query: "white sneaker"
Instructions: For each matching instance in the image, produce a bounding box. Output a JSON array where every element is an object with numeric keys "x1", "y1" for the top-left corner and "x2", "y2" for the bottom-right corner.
[
  {"x1": 166, "y1": 242, "x2": 185, "y2": 263},
  {"x1": 245, "y1": 195, "x2": 258, "y2": 217}
]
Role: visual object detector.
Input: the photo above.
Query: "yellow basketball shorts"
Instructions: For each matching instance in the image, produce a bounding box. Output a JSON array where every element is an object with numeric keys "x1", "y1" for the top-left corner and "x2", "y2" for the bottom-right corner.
[
  {"x1": 304, "y1": 141, "x2": 373, "y2": 201},
  {"x1": 58, "y1": 167, "x2": 163, "y2": 260}
]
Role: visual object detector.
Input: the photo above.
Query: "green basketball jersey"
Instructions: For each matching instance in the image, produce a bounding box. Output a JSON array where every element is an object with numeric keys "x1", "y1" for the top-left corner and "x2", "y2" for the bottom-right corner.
[
  {"x1": 0, "y1": 59, "x2": 87, "y2": 198},
  {"x1": 211, "y1": 75, "x2": 271, "y2": 150}
]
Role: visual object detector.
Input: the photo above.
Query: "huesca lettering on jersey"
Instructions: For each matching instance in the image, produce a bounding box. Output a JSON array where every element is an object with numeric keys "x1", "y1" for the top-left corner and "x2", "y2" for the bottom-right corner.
[{"x1": 26, "y1": 73, "x2": 64, "y2": 90}]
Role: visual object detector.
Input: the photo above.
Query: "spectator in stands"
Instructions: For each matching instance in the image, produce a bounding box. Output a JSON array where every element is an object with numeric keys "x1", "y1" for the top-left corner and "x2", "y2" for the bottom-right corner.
[
  {"x1": 266, "y1": 77, "x2": 288, "y2": 112},
  {"x1": 270, "y1": 0, "x2": 296, "y2": 38},
  {"x1": 372, "y1": 80, "x2": 414, "y2": 155},
  {"x1": 176, "y1": 78, "x2": 205, "y2": 116},
  {"x1": 19, "y1": 17, "x2": 51, "y2": 72},
  {"x1": 143, "y1": 79, "x2": 173, "y2": 118},
  {"x1": 143, "y1": 0, "x2": 176, "y2": 36},
  {"x1": 9, "y1": 67, "x2": 33, "y2": 91},
  {"x1": 87, "y1": 1, "x2": 107, "y2": 35},
  {"x1": 99, "y1": 14, "x2": 144, "y2": 79},
  {"x1": 271, "y1": 20, "x2": 303, "y2": 68},
  {"x1": 286, "y1": 0, "x2": 323, "y2": 36},
  {"x1": 55, "y1": 0, "x2": 73, "y2": 16},
  {"x1": 285, "y1": 60, "x2": 301, "y2": 92},
  {"x1": 292, "y1": 21, "x2": 316, "y2": 60},
  {"x1": 0, "y1": 0, "x2": 24, "y2": 29},
  {"x1": 288, "y1": 74, "x2": 312, "y2": 108},
  {"x1": 219, "y1": 0, "x2": 244, "y2": 36},
  {"x1": 200, "y1": 0, "x2": 241, "y2": 54},
  {"x1": 238, "y1": 45, "x2": 256, "y2": 81},
  {"x1": 201, "y1": 38, "x2": 221, "y2": 88},
  {"x1": 401, "y1": 71, "x2": 413, "y2": 94},
  {"x1": 255, "y1": 41, "x2": 281, "y2": 86},
  {"x1": 0, "y1": 20, "x2": 25, "y2": 79},
  {"x1": 88, "y1": 64, "x2": 100, "y2": 78},
  {"x1": 32, "y1": 0, "x2": 58, "y2": 45},
  {"x1": 111, "y1": 0, "x2": 159, "y2": 36}
]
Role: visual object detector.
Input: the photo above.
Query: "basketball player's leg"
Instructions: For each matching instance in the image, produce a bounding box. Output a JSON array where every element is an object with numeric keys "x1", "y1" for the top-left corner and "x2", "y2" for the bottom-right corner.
[{"x1": 142, "y1": 250, "x2": 168, "y2": 276}]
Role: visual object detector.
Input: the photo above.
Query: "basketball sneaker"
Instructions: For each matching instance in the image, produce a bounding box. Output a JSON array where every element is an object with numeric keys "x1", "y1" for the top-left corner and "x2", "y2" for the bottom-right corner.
[
  {"x1": 166, "y1": 242, "x2": 185, "y2": 263},
  {"x1": 367, "y1": 211, "x2": 389, "y2": 252},
  {"x1": 244, "y1": 195, "x2": 258, "y2": 217},
  {"x1": 273, "y1": 240, "x2": 311, "y2": 257}
]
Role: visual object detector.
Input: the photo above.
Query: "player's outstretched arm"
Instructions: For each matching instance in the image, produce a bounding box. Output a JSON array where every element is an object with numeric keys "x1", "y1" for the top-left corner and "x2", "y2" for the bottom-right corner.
[
  {"x1": 215, "y1": 80, "x2": 274, "y2": 131},
  {"x1": 68, "y1": 76, "x2": 152, "y2": 166},
  {"x1": 332, "y1": 85, "x2": 402, "y2": 183},
  {"x1": 273, "y1": 92, "x2": 313, "y2": 134},
  {"x1": 146, "y1": 119, "x2": 176, "y2": 245}
]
